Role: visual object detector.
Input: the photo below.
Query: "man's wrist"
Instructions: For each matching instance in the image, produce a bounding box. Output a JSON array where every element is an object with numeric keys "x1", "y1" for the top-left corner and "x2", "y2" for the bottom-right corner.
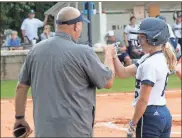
[{"x1": 15, "y1": 115, "x2": 25, "y2": 120}]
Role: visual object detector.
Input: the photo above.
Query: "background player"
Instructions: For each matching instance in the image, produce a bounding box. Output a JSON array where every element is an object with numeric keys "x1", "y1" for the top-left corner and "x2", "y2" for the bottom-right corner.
[{"x1": 105, "y1": 17, "x2": 177, "y2": 138}]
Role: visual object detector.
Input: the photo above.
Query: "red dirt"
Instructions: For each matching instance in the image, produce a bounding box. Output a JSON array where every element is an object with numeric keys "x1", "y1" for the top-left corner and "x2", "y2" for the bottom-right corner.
[{"x1": 1, "y1": 89, "x2": 181, "y2": 137}]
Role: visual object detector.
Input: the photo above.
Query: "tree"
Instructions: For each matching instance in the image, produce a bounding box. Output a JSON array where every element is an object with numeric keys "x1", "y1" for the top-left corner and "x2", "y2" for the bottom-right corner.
[{"x1": 0, "y1": 2, "x2": 56, "y2": 39}]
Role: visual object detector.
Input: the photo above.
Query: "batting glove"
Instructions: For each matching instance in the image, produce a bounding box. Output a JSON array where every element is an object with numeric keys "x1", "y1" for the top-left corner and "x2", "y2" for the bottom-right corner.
[
  {"x1": 113, "y1": 42, "x2": 121, "y2": 58},
  {"x1": 126, "y1": 120, "x2": 136, "y2": 138}
]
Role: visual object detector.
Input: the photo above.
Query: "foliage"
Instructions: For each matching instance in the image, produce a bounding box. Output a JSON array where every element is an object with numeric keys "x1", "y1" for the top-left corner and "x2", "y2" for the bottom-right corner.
[{"x1": 0, "y1": 2, "x2": 56, "y2": 38}]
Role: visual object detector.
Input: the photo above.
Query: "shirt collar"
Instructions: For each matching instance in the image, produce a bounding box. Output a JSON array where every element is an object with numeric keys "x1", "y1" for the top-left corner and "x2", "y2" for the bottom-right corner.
[{"x1": 55, "y1": 32, "x2": 77, "y2": 43}]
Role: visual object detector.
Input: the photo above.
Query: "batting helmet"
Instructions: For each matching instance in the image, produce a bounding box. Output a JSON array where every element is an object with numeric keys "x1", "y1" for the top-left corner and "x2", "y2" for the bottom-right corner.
[{"x1": 131, "y1": 17, "x2": 170, "y2": 46}]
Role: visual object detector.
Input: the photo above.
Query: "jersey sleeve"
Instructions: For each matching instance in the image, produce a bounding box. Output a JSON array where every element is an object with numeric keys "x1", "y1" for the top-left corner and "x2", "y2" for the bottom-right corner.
[
  {"x1": 124, "y1": 25, "x2": 129, "y2": 33},
  {"x1": 21, "y1": 20, "x2": 26, "y2": 30},
  {"x1": 18, "y1": 54, "x2": 31, "y2": 85},
  {"x1": 140, "y1": 63, "x2": 157, "y2": 87},
  {"x1": 82, "y1": 48, "x2": 112, "y2": 89}
]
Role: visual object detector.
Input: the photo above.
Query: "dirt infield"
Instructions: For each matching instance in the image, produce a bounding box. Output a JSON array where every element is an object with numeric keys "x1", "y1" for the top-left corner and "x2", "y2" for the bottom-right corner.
[{"x1": 1, "y1": 89, "x2": 181, "y2": 137}]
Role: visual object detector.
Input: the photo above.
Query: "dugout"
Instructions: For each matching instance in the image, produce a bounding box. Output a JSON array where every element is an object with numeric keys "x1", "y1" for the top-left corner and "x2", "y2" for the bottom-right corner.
[{"x1": 45, "y1": 1, "x2": 181, "y2": 46}]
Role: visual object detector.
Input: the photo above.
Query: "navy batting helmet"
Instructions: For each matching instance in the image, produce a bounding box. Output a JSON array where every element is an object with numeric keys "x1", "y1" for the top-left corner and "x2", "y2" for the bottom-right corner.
[{"x1": 131, "y1": 17, "x2": 170, "y2": 46}]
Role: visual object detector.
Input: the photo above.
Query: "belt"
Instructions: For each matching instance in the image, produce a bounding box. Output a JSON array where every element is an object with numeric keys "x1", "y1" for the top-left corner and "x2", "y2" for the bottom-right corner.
[{"x1": 147, "y1": 105, "x2": 166, "y2": 107}]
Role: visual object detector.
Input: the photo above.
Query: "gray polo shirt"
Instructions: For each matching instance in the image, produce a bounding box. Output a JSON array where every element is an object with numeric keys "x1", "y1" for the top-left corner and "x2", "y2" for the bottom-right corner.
[{"x1": 18, "y1": 32, "x2": 112, "y2": 137}]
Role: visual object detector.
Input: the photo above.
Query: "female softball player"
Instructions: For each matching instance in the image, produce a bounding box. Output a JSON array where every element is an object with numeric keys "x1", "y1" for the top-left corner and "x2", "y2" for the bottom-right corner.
[{"x1": 107, "y1": 17, "x2": 177, "y2": 138}]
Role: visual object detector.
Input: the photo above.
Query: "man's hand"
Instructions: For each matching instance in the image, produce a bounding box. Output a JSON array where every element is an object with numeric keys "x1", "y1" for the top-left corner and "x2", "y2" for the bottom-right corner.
[
  {"x1": 103, "y1": 45, "x2": 116, "y2": 58},
  {"x1": 13, "y1": 118, "x2": 32, "y2": 137},
  {"x1": 126, "y1": 120, "x2": 136, "y2": 138}
]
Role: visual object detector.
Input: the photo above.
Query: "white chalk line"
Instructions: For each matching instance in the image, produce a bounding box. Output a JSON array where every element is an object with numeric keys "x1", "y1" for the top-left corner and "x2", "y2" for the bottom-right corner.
[
  {"x1": 1, "y1": 90, "x2": 180, "y2": 103},
  {"x1": 95, "y1": 122, "x2": 181, "y2": 135}
]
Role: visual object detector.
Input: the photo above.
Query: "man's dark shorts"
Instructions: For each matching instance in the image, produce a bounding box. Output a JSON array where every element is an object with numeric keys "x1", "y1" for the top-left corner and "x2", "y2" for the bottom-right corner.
[{"x1": 118, "y1": 52, "x2": 129, "y2": 62}]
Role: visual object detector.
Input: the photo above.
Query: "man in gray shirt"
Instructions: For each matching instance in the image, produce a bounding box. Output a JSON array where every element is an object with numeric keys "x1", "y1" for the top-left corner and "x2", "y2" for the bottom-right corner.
[{"x1": 13, "y1": 7, "x2": 115, "y2": 137}]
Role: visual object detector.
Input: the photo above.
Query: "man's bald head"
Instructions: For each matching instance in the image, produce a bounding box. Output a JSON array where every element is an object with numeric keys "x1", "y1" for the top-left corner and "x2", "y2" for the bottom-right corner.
[
  {"x1": 56, "y1": 7, "x2": 81, "y2": 22},
  {"x1": 56, "y1": 7, "x2": 83, "y2": 41}
]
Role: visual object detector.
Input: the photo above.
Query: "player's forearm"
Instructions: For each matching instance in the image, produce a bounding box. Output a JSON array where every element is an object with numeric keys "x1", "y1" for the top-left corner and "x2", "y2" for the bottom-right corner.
[
  {"x1": 131, "y1": 98, "x2": 148, "y2": 125},
  {"x1": 15, "y1": 83, "x2": 29, "y2": 116},
  {"x1": 113, "y1": 57, "x2": 127, "y2": 78}
]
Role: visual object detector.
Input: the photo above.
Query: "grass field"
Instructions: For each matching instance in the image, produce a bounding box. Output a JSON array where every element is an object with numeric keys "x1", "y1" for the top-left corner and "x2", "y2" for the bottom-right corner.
[{"x1": 1, "y1": 75, "x2": 181, "y2": 98}]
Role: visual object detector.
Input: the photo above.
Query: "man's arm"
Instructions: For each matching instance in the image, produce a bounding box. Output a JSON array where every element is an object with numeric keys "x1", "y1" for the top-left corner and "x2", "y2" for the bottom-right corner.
[
  {"x1": 21, "y1": 20, "x2": 26, "y2": 42},
  {"x1": 43, "y1": 14, "x2": 49, "y2": 25},
  {"x1": 21, "y1": 30, "x2": 26, "y2": 41},
  {"x1": 82, "y1": 47, "x2": 114, "y2": 89},
  {"x1": 15, "y1": 83, "x2": 30, "y2": 116},
  {"x1": 103, "y1": 47, "x2": 115, "y2": 88}
]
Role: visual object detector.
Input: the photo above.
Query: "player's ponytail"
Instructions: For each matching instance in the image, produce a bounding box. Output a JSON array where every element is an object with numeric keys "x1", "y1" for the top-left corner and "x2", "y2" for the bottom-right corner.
[{"x1": 162, "y1": 42, "x2": 177, "y2": 71}]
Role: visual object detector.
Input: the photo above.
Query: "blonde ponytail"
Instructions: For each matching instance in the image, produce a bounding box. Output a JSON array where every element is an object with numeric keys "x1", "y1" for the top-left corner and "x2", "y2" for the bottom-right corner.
[{"x1": 162, "y1": 42, "x2": 177, "y2": 71}]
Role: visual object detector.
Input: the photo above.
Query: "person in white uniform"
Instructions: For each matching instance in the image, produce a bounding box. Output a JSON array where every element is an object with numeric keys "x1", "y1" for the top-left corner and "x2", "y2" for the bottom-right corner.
[
  {"x1": 173, "y1": 13, "x2": 182, "y2": 48},
  {"x1": 124, "y1": 16, "x2": 143, "y2": 58},
  {"x1": 21, "y1": 10, "x2": 49, "y2": 43},
  {"x1": 105, "y1": 17, "x2": 177, "y2": 138}
]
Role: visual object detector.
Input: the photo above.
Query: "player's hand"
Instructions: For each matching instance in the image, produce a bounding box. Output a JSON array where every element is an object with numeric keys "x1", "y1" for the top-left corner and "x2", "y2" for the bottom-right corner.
[
  {"x1": 126, "y1": 120, "x2": 136, "y2": 138},
  {"x1": 176, "y1": 48, "x2": 179, "y2": 53},
  {"x1": 13, "y1": 119, "x2": 32, "y2": 136}
]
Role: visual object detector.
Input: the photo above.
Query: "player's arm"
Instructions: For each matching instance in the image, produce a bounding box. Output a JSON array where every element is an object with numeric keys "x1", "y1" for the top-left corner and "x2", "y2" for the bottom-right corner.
[
  {"x1": 15, "y1": 55, "x2": 31, "y2": 116},
  {"x1": 113, "y1": 57, "x2": 137, "y2": 78},
  {"x1": 131, "y1": 84, "x2": 152, "y2": 125},
  {"x1": 124, "y1": 26, "x2": 129, "y2": 47},
  {"x1": 131, "y1": 63, "x2": 157, "y2": 125}
]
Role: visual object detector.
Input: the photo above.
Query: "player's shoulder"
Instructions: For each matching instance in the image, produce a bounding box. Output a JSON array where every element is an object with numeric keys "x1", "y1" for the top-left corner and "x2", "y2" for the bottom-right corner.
[
  {"x1": 76, "y1": 44, "x2": 94, "y2": 53},
  {"x1": 142, "y1": 52, "x2": 165, "y2": 68}
]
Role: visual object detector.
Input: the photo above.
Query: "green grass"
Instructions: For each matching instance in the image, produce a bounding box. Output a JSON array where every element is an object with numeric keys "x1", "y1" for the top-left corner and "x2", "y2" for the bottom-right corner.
[{"x1": 1, "y1": 75, "x2": 181, "y2": 98}]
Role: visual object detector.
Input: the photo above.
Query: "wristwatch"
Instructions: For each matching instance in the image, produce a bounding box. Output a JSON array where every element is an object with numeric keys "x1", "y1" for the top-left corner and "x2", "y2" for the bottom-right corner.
[{"x1": 15, "y1": 115, "x2": 24, "y2": 120}]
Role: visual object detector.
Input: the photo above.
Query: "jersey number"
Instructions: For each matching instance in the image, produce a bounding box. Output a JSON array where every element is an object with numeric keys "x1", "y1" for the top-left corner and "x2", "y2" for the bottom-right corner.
[
  {"x1": 135, "y1": 79, "x2": 141, "y2": 99},
  {"x1": 161, "y1": 73, "x2": 169, "y2": 97}
]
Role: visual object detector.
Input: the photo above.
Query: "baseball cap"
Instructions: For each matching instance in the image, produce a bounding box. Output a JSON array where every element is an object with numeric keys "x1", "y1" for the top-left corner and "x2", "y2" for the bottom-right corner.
[
  {"x1": 56, "y1": 14, "x2": 90, "y2": 25},
  {"x1": 29, "y1": 10, "x2": 35, "y2": 14},
  {"x1": 106, "y1": 30, "x2": 115, "y2": 37}
]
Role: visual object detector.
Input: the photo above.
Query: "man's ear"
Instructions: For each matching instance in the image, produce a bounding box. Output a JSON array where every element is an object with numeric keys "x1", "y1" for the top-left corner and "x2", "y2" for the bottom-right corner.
[{"x1": 74, "y1": 23, "x2": 79, "y2": 32}]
